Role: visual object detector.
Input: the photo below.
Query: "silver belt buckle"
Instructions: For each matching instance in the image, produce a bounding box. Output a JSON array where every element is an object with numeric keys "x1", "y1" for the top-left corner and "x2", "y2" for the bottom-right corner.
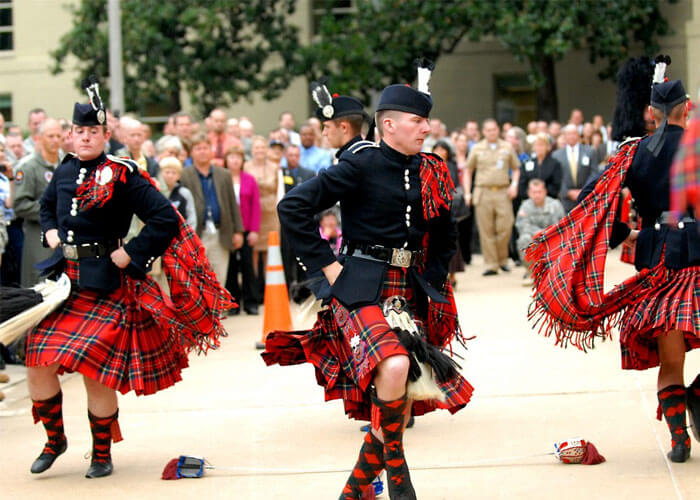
[
  {"x1": 63, "y1": 244, "x2": 79, "y2": 260},
  {"x1": 391, "y1": 248, "x2": 412, "y2": 268}
]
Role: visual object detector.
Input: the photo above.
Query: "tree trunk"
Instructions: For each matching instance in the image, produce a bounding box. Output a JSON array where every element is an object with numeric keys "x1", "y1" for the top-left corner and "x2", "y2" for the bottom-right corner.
[
  {"x1": 168, "y1": 88, "x2": 181, "y2": 113},
  {"x1": 533, "y1": 55, "x2": 558, "y2": 121}
]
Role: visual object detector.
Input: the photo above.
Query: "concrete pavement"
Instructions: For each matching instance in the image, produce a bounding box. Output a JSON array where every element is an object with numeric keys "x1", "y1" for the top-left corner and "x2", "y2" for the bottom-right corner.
[{"x1": 2, "y1": 250, "x2": 700, "y2": 499}]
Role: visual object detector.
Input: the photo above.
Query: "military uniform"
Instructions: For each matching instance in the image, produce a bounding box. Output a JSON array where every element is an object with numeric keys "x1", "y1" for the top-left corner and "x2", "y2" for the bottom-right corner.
[
  {"x1": 527, "y1": 75, "x2": 700, "y2": 464},
  {"x1": 263, "y1": 78, "x2": 473, "y2": 500},
  {"x1": 13, "y1": 151, "x2": 59, "y2": 286},
  {"x1": 515, "y1": 196, "x2": 564, "y2": 263},
  {"x1": 25, "y1": 80, "x2": 232, "y2": 479},
  {"x1": 466, "y1": 138, "x2": 520, "y2": 272}
]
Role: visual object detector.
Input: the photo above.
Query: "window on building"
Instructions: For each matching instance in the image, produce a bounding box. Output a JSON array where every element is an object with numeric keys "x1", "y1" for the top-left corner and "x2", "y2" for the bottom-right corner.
[
  {"x1": 494, "y1": 74, "x2": 536, "y2": 128},
  {"x1": 0, "y1": 94, "x2": 11, "y2": 122},
  {"x1": 311, "y1": 0, "x2": 354, "y2": 35},
  {"x1": 0, "y1": 2, "x2": 12, "y2": 51}
]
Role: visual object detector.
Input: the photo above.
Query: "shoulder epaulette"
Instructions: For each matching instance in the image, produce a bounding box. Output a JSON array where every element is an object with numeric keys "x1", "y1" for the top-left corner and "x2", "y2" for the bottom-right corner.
[
  {"x1": 617, "y1": 136, "x2": 643, "y2": 150},
  {"x1": 106, "y1": 154, "x2": 137, "y2": 173},
  {"x1": 348, "y1": 140, "x2": 379, "y2": 154}
]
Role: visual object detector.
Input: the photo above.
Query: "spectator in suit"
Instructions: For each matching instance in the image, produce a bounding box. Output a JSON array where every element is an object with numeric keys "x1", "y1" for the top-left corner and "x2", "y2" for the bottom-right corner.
[
  {"x1": 208, "y1": 108, "x2": 242, "y2": 168},
  {"x1": 180, "y1": 133, "x2": 244, "y2": 284},
  {"x1": 548, "y1": 121, "x2": 562, "y2": 142},
  {"x1": 553, "y1": 124, "x2": 600, "y2": 212},
  {"x1": 282, "y1": 144, "x2": 315, "y2": 191},
  {"x1": 223, "y1": 146, "x2": 261, "y2": 315},
  {"x1": 569, "y1": 108, "x2": 584, "y2": 134}
]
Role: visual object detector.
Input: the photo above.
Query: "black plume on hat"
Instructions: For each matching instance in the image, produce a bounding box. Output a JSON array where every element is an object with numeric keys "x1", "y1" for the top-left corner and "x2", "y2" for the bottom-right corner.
[{"x1": 611, "y1": 56, "x2": 653, "y2": 142}]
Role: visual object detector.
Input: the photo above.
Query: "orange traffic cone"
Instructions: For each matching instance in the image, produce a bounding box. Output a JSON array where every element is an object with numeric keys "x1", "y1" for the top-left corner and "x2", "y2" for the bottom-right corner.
[{"x1": 255, "y1": 231, "x2": 292, "y2": 349}]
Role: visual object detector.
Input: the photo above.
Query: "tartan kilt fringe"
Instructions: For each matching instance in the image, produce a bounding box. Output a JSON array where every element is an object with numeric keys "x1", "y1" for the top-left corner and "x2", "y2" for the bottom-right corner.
[{"x1": 262, "y1": 268, "x2": 473, "y2": 421}]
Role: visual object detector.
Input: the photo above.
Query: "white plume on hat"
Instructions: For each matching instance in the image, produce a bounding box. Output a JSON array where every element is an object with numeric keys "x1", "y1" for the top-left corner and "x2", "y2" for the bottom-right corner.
[{"x1": 415, "y1": 58, "x2": 435, "y2": 95}]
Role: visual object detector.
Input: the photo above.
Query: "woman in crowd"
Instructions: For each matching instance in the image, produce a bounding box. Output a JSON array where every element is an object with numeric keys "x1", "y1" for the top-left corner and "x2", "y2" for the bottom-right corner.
[
  {"x1": 453, "y1": 133, "x2": 475, "y2": 265},
  {"x1": 517, "y1": 132, "x2": 563, "y2": 201},
  {"x1": 225, "y1": 146, "x2": 261, "y2": 315},
  {"x1": 244, "y1": 136, "x2": 280, "y2": 300},
  {"x1": 505, "y1": 126, "x2": 530, "y2": 164}
]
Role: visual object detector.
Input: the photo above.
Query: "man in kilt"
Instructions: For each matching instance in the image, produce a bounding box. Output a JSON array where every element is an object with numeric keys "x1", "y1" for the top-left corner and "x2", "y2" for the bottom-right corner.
[
  {"x1": 262, "y1": 67, "x2": 473, "y2": 499},
  {"x1": 527, "y1": 58, "x2": 699, "y2": 463},
  {"x1": 25, "y1": 79, "x2": 232, "y2": 478}
]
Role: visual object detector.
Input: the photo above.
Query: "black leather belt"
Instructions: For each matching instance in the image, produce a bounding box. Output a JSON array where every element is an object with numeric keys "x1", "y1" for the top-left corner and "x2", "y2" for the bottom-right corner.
[
  {"x1": 62, "y1": 240, "x2": 121, "y2": 260},
  {"x1": 654, "y1": 211, "x2": 696, "y2": 230},
  {"x1": 341, "y1": 242, "x2": 424, "y2": 268}
]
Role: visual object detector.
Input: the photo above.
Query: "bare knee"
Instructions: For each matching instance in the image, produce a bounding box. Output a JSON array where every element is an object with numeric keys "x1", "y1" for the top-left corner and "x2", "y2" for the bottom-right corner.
[
  {"x1": 377, "y1": 355, "x2": 410, "y2": 381},
  {"x1": 27, "y1": 363, "x2": 59, "y2": 384}
]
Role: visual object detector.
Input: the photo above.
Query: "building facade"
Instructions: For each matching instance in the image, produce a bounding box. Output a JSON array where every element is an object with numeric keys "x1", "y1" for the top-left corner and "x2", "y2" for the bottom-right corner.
[{"x1": 0, "y1": 0, "x2": 697, "y2": 135}]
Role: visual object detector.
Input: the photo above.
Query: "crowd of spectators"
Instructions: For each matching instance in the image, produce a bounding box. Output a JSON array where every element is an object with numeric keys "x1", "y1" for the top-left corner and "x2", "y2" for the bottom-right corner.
[{"x1": 0, "y1": 103, "x2": 615, "y2": 382}]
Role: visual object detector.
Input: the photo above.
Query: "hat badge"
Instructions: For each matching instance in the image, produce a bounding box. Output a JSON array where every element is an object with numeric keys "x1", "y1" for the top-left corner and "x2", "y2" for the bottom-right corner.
[
  {"x1": 322, "y1": 105, "x2": 334, "y2": 119},
  {"x1": 97, "y1": 110, "x2": 106, "y2": 125}
]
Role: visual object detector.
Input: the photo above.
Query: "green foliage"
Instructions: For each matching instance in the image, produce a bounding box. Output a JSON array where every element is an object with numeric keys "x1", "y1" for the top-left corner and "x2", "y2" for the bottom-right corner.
[
  {"x1": 303, "y1": 0, "x2": 489, "y2": 102},
  {"x1": 490, "y1": 0, "x2": 674, "y2": 86},
  {"x1": 307, "y1": 0, "x2": 674, "y2": 99},
  {"x1": 51, "y1": 0, "x2": 302, "y2": 114}
]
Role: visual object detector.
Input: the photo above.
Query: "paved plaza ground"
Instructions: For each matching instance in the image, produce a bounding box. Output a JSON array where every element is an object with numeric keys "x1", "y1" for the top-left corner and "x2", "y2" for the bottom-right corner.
[{"x1": 2, "y1": 250, "x2": 700, "y2": 499}]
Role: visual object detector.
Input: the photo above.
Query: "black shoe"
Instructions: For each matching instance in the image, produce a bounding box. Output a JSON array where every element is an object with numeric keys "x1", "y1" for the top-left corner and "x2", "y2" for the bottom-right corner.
[
  {"x1": 406, "y1": 416, "x2": 415, "y2": 429},
  {"x1": 244, "y1": 305, "x2": 259, "y2": 315},
  {"x1": 482, "y1": 269, "x2": 498, "y2": 276},
  {"x1": 30, "y1": 439, "x2": 67, "y2": 474},
  {"x1": 500, "y1": 265, "x2": 511, "y2": 272},
  {"x1": 668, "y1": 444, "x2": 691, "y2": 463},
  {"x1": 86, "y1": 459, "x2": 113, "y2": 478},
  {"x1": 228, "y1": 307, "x2": 240, "y2": 316}
]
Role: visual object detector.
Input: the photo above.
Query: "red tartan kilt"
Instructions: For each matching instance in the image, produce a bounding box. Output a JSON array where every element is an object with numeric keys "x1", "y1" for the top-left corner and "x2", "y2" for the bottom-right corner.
[
  {"x1": 262, "y1": 267, "x2": 473, "y2": 421},
  {"x1": 620, "y1": 265, "x2": 700, "y2": 370},
  {"x1": 25, "y1": 261, "x2": 189, "y2": 395}
]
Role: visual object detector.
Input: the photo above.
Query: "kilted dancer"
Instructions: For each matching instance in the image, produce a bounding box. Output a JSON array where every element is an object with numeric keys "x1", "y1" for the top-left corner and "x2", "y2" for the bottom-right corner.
[
  {"x1": 527, "y1": 57, "x2": 699, "y2": 463},
  {"x1": 262, "y1": 64, "x2": 473, "y2": 499},
  {"x1": 25, "y1": 78, "x2": 232, "y2": 478}
]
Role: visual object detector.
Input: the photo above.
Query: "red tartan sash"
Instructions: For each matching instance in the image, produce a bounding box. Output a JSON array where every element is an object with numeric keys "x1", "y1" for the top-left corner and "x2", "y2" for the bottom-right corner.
[
  {"x1": 525, "y1": 139, "x2": 662, "y2": 350},
  {"x1": 75, "y1": 158, "x2": 234, "y2": 353},
  {"x1": 418, "y1": 153, "x2": 461, "y2": 348},
  {"x1": 419, "y1": 153, "x2": 453, "y2": 221}
]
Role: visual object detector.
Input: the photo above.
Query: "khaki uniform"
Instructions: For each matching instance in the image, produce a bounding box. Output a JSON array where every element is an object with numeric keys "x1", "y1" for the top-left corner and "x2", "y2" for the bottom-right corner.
[
  {"x1": 13, "y1": 152, "x2": 58, "y2": 286},
  {"x1": 466, "y1": 139, "x2": 519, "y2": 270}
]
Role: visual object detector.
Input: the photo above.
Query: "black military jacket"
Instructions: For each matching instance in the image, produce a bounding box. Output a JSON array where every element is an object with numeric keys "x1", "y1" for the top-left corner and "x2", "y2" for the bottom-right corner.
[
  {"x1": 39, "y1": 153, "x2": 179, "y2": 291},
  {"x1": 606, "y1": 125, "x2": 699, "y2": 270},
  {"x1": 278, "y1": 140, "x2": 455, "y2": 309}
]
